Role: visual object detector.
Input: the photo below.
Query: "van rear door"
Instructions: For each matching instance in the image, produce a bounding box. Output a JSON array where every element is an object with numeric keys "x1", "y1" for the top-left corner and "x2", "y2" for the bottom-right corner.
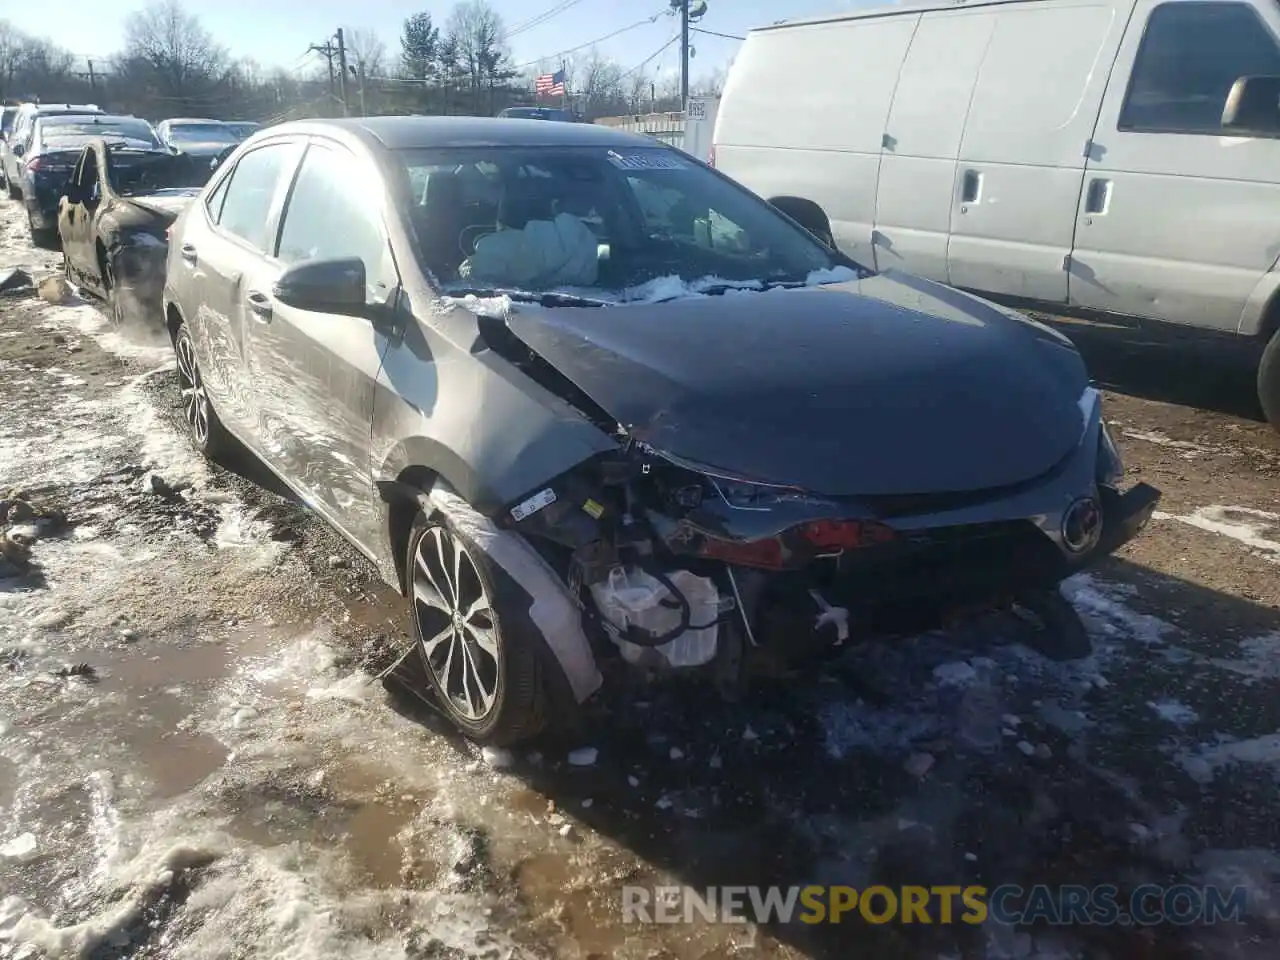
[{"x1": 713, "y1": 14, "x2": 917, "y2": 268}]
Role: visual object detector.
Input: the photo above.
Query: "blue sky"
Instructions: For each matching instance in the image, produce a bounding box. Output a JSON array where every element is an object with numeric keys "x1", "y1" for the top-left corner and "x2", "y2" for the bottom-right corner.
[{"x1": 8, "y1": 0, "x2": 863, "y2": 81}]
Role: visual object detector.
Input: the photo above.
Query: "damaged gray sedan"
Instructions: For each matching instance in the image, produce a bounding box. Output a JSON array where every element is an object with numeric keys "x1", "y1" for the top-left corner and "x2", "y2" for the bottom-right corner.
[{"x1": 162, "y1": 117, "x2": 1160, "y2": 745}]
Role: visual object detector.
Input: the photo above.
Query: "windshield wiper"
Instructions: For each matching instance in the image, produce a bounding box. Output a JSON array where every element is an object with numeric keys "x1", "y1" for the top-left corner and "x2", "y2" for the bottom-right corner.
[{"x1": 446, "y1": 286, "x2": 611, "y2": 308}]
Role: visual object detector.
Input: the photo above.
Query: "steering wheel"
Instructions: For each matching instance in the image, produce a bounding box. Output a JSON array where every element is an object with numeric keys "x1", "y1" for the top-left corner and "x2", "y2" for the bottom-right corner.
[{"x1": 459, "y1": 224, "x2": 495, "y2": 257}]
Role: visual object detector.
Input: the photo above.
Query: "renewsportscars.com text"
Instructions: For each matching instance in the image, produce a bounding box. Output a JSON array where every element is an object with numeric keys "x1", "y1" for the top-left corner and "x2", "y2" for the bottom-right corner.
[{"x1": 622, "y1": 884, "x2": 1248, "y2": 926}]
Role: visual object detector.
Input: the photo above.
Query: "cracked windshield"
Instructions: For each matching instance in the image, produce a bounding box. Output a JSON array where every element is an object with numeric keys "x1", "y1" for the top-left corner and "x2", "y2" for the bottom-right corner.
[{"x1": 1, "y1": 0, "x2": 1280, "y2": 958}]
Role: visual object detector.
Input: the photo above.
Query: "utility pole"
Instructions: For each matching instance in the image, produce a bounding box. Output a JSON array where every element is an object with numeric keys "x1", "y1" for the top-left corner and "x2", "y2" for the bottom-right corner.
[
  {"x1": 679, "y1": 0, "x2": 689, "y2": 110},
  {"x1": 354, "y1": 63, "x2": 367, "y2": 116},
  {"x1": 335, "y1": 28, "x2": 350, "y2": 116},
  {"x1": 309, "y1": 40, "x2": 338, "y2": 114},
  {"x1": 86, "y1": 60, "x2": 97, "y2": 94}
]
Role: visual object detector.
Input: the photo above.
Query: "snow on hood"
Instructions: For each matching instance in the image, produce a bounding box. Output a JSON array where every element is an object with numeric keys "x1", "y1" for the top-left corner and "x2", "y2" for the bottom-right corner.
[{"x1": 438, "y1": 264, "x2": 862, "y2": 317}]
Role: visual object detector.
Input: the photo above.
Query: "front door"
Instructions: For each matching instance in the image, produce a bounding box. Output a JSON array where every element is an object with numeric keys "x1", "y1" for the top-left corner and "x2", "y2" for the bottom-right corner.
[
  {"x1": 1069, "y1": 0, "x2": 1280, "y2": 331},
  {"x1": 59, "y1": 148, "x2": 97, "y2": 283},
  {"x1": 247, "y1": 138, "x2": 398, "y2": 550}
]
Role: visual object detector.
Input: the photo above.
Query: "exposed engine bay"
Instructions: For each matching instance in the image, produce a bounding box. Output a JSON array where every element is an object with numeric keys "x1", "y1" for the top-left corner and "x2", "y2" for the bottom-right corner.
[{"x1": 476, "y1": 306, "x2": 1160, "y2": 690}]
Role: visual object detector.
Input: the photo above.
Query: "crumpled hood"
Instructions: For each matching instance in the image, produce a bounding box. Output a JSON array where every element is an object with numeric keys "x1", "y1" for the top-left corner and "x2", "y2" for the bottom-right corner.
[
  {"x1": 128, "y1": 189, "x2": 201, "y2": 219},
  {"x1": 503, "y1": 271, "x2": 1090, "y2": 496}
]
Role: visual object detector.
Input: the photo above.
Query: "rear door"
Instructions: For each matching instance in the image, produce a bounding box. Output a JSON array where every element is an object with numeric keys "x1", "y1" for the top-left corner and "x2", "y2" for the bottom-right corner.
[
  {"x1": 946, "y1": 0, "x2": 1132, "y2": 302},
  {"x1": 174, "y1": 138, "x2": 302, "y2": 439},
  {"x1": 1068, "y1": 0, "x2": 1280, "y2": 331},
  {"x1": 873, "y1": 9, "x2": 994, "y2": 280},
  {"x1": 713, "y1": 15, "x2": 919, "y2": 267},
  {"x1": 247, "y1": 138, "x2": 399, "y2": 548}
]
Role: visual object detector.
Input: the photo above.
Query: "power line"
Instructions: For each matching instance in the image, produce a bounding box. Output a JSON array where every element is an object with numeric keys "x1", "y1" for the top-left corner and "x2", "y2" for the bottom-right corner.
[
  {"x1": 513, "y1": 12, "x2": 666, "y2": 70},
  {"x1": 506, "y1": 0, "x2": 592, "y2": 40},
  {"x1": 692, "y1": 26, "x2": 744, "y2": 41},
  {"x1": 617, "y1": 34, "x2": 679, "y2": 84}
]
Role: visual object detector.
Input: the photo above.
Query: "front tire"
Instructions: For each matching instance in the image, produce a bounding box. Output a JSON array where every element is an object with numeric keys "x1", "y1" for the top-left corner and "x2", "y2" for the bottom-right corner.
[
  {"x1": 407, "y1": 509, "x2": 548, "y2": 745},
  {"x1": 172, "y1": 320, "x2": 232, "y2": 460},
  {"x1": 1260, "y1": 327, "x2": 1280, "y2": 433}
]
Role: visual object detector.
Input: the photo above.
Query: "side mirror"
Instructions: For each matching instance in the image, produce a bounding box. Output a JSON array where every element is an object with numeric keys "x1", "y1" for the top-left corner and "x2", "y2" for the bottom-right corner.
[
  {"x1": 273, "y1": 257, "x2": 367, "y2": 315},
  {"x1": 1222, "y1": 75, "x2": 1280, "y2": 135},
  {"x1": 11, "y1": 143, "x2": 24, "y2": 158}
]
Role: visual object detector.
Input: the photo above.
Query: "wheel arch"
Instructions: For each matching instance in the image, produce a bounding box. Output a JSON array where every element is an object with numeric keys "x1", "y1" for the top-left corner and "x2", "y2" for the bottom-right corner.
[{"x1": 767, "y1": 195, "x2": 834, "y2": 246}]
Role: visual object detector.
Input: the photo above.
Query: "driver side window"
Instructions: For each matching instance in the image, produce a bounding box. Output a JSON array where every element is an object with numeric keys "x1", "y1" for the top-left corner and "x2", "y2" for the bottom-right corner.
[{"x1": 275, "y1": 143, "x2": 398, "y2": 304}]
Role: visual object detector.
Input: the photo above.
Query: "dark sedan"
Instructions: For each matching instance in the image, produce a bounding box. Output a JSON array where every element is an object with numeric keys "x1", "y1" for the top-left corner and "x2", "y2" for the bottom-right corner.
[
  {"x1": 59, "y1": 136, "x2": 215, "y2": 324},
  {"x1": 17, "y1": 114, "x2": 161, "y2": 246},
  {"x1": 162, "y1": 116, "x2": 1159, "y2": 745}
]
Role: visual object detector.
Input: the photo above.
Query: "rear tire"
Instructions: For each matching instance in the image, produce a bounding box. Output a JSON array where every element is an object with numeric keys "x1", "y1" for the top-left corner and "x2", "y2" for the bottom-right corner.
[
  {"x1": 172, "y1": 320, "x2": 233, "y2": 461},
  {"x1": 26, "y1": 209, "x2": 57, "y2": 249},
  {"x1": 1260, "y1": 327, "x2": 1280, "y2": 433},
  {"x1": 406, "y1": 508, "x2": 549, "y2": 746},
  {"x1": 101, "y1": 256, "x2": 128, "y2": 327}
]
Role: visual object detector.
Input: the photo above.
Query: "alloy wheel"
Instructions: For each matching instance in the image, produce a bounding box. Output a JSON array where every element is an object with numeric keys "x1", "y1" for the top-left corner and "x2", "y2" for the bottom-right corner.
[
  {"x1": 412, "y1": 524, "x2": 500, "y2": 721},
  {"x1": 175, "y1": 335, "x2": 210, "y2": 446}
]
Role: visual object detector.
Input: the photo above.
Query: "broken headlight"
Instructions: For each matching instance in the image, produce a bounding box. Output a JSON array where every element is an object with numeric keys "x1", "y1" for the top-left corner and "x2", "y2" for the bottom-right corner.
[
  {"x1": 710, "y1": 476, "x2": 819, "y2": 510},
  {"x1": 1097, "y1": 420, "x2": 1124, "y2": 487}
]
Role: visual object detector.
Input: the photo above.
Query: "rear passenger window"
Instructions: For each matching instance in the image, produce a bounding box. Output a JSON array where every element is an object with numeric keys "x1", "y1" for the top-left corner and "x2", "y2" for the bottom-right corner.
[
  {"x1": 1122, "y1": 2, "x2": 1280, "y2": 134},
  {"x1": 216, "y1": 143, "x2": 295, "y2": 249}
]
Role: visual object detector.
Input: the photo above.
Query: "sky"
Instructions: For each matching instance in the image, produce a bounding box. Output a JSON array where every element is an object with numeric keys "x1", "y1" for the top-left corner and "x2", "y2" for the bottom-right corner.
[{"x1": 6, "y1": 0, "x2": 865, "y2": 84}]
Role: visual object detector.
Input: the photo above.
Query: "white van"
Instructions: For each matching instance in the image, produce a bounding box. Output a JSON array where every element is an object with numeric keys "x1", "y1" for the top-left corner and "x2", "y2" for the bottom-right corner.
[{"x1": 713, "y1": 0, "x2": 1280, "y2": 430}]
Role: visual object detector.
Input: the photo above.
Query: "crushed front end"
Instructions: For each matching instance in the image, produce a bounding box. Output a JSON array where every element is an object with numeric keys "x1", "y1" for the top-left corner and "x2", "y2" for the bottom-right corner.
[{"x1": 499, "y1": 385, "x2": 1159, "y2": 684}]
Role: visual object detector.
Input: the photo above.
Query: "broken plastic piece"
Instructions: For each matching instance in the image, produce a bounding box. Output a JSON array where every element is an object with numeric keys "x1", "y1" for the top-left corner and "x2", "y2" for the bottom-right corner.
[{"x1": 808, "y1": 588, "x2": 850, "y2": 644}]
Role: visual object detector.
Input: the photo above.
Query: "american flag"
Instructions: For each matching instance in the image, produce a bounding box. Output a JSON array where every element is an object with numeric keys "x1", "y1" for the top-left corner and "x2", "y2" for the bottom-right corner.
[{"x1": 535, "y1": 69, "x2": 566, "y2": 98}]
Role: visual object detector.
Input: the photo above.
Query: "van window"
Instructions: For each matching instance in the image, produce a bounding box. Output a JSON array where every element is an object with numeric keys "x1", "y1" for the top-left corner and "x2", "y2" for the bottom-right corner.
[{"x1": 1121, "y1": 1, "x2": 1280, "y2": 134}]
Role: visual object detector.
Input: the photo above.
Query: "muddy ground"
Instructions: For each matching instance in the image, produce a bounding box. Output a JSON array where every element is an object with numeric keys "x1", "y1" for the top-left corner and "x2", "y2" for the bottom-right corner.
[{"x1": 1, "y1": 197, "x2": 1279, "y2": 960}]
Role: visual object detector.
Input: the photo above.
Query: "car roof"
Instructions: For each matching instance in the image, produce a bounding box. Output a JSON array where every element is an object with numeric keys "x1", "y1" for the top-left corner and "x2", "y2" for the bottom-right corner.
[
  {"x1": 22, "y1": 103, "x2": 102, "y2": 114},
  {"x1": 165, "y1": 117, "x2": 225, "y2": 125},
  {"x1": 264, "y1": 115, "x2": 661, "y2": 150},
  {"x1": 35, "y1": 113, "x2": 145, "y2": 130}
]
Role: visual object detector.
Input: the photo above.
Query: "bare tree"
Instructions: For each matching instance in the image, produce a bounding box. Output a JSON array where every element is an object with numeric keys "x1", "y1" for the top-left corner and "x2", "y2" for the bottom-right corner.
[
  {"x1": 445, "y1": 0, "x2": 511, "y2": 111},
  {"x1": 691, "y1": 66, "x2": 726, "y2": 97},
  {"x1": 571, "y1": 49, "x2": 624, "y2": 119},
  {"x1": 120, "y1": 0, "x2": 228, "y2": 106},
  {"x1": 343, "y1": 27, "x2": 386, "y2": 80}
]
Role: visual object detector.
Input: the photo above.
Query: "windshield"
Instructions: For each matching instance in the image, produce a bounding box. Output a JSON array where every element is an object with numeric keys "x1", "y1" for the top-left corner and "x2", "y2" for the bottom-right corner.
[
  {"x1": 168, "y1": 123, "x2": 239, "y2": 145},
  {"x1": 38, "y1": 117, "x2": 160, "y2": 151},
  {"x1": 396, "y1": 146, "x2": 851, "y2": 302},
  {"x1": 1, "y1": 109, "x2": 15, "y2": 134}
]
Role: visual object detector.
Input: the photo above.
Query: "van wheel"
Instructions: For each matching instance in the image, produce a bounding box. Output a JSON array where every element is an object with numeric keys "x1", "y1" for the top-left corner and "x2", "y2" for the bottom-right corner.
[
  {"x1": 768, "y1": 196, "x2": 835, "y2": 248},
  {"x1": 407, "y1": 508, "x2": 548, "y2": 746},
  {"x1": 1260, "y1": 328, "x2": 1280, "y2": 433}
]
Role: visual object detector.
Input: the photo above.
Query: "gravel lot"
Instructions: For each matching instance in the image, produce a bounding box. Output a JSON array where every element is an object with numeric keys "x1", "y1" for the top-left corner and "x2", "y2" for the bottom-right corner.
[{"x1": 1, "y1": 197, "x2": 1279, "y2": 960}]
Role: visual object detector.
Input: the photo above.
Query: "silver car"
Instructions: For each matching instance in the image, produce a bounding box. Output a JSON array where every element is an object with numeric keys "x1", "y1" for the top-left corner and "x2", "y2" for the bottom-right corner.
[{"x1": 162, "y1": 116, "x2": 1159, "y2": 745}]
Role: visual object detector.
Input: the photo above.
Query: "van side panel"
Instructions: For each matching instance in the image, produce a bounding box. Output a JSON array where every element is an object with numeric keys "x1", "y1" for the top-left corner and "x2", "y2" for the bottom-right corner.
[
  {"x1": 1069, "y1": 0, "x2": 1280, "y2": 334},
  {"x1": 874, "y1": 10, "x2": 995, "y2": 280},
  {"x1": 712, "y1": 16, "x2": 919, "y2": 267},
  {"x1": 947, "y1": 0, "x2": 1130, "y2": 302}
]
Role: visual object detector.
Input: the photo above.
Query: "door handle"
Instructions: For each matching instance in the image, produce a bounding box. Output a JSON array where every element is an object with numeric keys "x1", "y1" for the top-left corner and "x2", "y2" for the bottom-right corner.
[
  {"x1": 179, "y1": 242, "x2": 197, "y2": 264},
  {"x1": 961, "y1": 169, "x2": 983, "y2": 205},
  {"x1": 245, "y1": 290, "x2": 273, "y2": 321},
  {"x1": 1084, "y1": 178, "x2": 1112, "y2": 215}
]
